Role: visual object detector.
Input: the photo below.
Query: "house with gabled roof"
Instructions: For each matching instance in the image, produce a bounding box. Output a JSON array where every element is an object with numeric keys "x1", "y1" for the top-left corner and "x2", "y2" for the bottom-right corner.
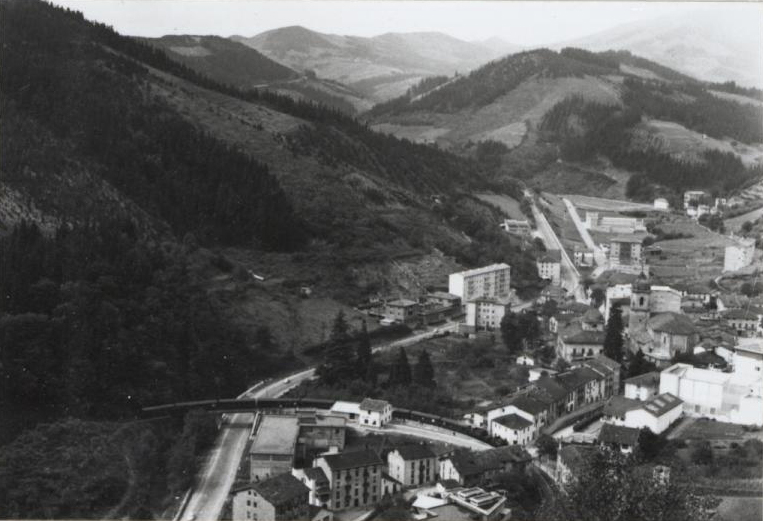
[
  {"x1": 598, "y1": 423, "x2": 641, "y2": 453},
  {"x1": 232, "y1": 473, "x2": 311, "y2": 521},
  {"x1": 387, "y1": 444, "x2": 438, "y2": 487},
  {"x1": 359, "y1": 398, "x2": 392, "y2": 427}
]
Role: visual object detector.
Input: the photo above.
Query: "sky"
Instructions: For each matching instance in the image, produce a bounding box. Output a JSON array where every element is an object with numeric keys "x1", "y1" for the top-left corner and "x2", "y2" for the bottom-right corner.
[{"x1": 47, "y1": 1, "x2": 758, "y2": 46}]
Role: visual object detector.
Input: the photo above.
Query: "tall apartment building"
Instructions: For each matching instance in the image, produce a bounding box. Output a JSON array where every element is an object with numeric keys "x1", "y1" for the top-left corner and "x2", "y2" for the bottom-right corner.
[
  {"x1": 448, "y1": 263, "x2": 511, "y2": 302},
  {"x1": 608, "y1": 236, "x2": 644, "y2": 274},
  {"x1": 724, "y1": 237, "x2": 755, "y2": 272},
  {"x1": 314, "y1": 450, "x2": 384, "y2": 511}
]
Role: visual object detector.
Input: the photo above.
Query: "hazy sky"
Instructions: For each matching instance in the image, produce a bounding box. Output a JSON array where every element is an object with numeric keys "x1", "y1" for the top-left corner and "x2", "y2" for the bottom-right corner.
[{"x1": 48, "y1": 1, "x2": 757, "y2": 46}]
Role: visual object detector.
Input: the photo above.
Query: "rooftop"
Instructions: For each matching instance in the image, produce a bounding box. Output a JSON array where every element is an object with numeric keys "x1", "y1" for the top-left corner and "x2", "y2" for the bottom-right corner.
[
  {"x1": 452, "y1": 263, "x2": 510, "y2": 278},
  {"x1": 393, "y1": 444, "x2": 437, "y2": 461},
  {"x1": 737, "y1": 339, "x2": 763, "y2": 355},
  {"x1": 723, "y1": 308, "x2": 761, "y2": 321},
  {"x1": 508, "y1": 393, "x2": 549, "y2": 415},
  {"x1": 602, "y1": 396, "x2": 642, "y2": 417},
  {"x1": 302, "y1": 467, "x2": 329, "y2": 483},
  {"x1": 609, "y1": 234, "x2": 644, "y2": 244},
  {"x1": 250, "y1": 416, "x2": 299, "y2": 456},
  {"x1": 582, "y1": 308, "x2": 604, "y2": 324},
  {"x1": 640, "y1": 393, "x2": 682, "y2": 417},
  {"x1": 360, "y1": 398, "x2": 390, "y2": 412},
  {"x1": 239, "y1": 473, "x2": 308, "y2": 506},
  {"x1": 598, "y1": 423, "x2": 641, "y2": 446},
  {"x1": 648, "y1": 312, "x2": 699, "y2": 336},
  {"x1": 428, "y1": 291, "x2": 461, "y2": 301},
  {"x1": 556, "y1": 367, "x2": 603, "y2": 390},
  {"x1": 320, "y1": 450, "x2": 383, "y2": 470},
  {"x1": 624, "y1": 371, "x2": 660, "y2": 387},
  {"x1": 538, "y1": 250, "x2": 562, "y2": 263},
  {"x1": 493, "y1": 413, "x2": 533, "y2": 430},
  {"x1": 560, "y1": 323, "x2": 606, "y2": 345},
  {"x1": 387, "y1": 299, "x2": 418, "y2": 307}
]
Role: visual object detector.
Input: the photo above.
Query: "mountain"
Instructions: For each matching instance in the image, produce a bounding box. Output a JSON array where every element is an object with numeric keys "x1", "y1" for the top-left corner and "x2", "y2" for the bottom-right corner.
[
  {"x1": 144, "y1": 34, "x2": 371, "y2": 113},
  {"x1": 556, "y1": 10, "x2": 763, "y2": 89},
  {"x1": 367, "y1": 48, "x2": 763, "y2": 199},
  {"x1": 233, "y1": 26, "x2": 517, "y2": 101}
]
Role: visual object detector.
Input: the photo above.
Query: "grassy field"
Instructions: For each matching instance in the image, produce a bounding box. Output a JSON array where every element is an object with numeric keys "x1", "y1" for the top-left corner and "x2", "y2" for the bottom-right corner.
[
  {"x1": 716, "y1": 497, "x2": 763, "y2": 521},
  {"x1": 475, "y1": 193, "x2": 526, "y2": 220},
  {"x1": 672, "y1": 418, "x2": 763, "y2": 441},
  {"x1": 562, "y1": 194, "x2": 657, "y2": 212}
]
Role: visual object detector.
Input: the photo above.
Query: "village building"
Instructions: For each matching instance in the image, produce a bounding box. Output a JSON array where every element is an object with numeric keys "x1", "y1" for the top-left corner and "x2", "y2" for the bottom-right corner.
[
  {"x1": 734, "y1": 339, "x2": 763, "y2": 375},
  {"x1": 491, "y1": 414, "x2": 534, "y2": 445},
  {"x1": 448, "y1": 264, "x2": 511, "y2": 302},
  {"x1": 633, "y1": 312, "x2": 700, "y2": 366},
  {"x1": 296, "y1": 413, "x2": 347, "y2": 454},
  {"x1": 425, "y1": 292, "x2": 462, "y2": 309},
  {"x1": 438, "y1": 446, "x2": 531, "y2": 486},
  {"x1": 536, "y1": 249, "x2": 562, "y2": 286},
  {"x1": 607, "y1": 235, "x2": 644, "y2": 273},
  {"x1": 358, "y1": 398, "x2": 393, "y2": 427},
  {"x1": 598, "y1": 423, "x2": 641, "y2": 453},
  {"x1": 291, "y1": 467, "x2": 331, "y2": 508},
  {"x1": 624, "y1": 371, "x2": 661, "y2": 401},
  {"x1": 601, "y1": 393, "x2": 682, "y2": 434},
  {"x1": 465, "y1": 296, "x2": 511, "y2": 330},
  {"x1": 557, "y1": 323, "x2": 606, "y2": 362},
  {"x1": 500, "y1": 219, "x2": 532, "y2": 236},
  {"x1": 233, "y1": 472, "x2": 311, "y2": 521},
  {"x1": 683, "y1": 190, "x2": 707, "y2": 208},
  {"x1": 384, "y1": 299, "x2": 420, "y2": 325},
  {"x1": 723, "y1": 308, "x2": 762, "y2": 336},
  {"x1": 250, "y1": 416, "x2": 300, "y2": 482},
  {"x1": 653, "y1": 198, "x2": 669, "y2": 210},
  {"x1": 314, "y1": 450, "x2": 384, "y2": 511},
  {"x1": 387, "y1": 445, "x2": 438, "y2": 487}
]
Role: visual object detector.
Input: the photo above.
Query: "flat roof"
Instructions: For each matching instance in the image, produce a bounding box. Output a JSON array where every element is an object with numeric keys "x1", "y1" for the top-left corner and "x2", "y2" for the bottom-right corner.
[
  {"x1": 451, "y1": 263, "x2": 510, "y2": 278},
  {"x1": 251, "y1": 415, "x2": 300, "y2": 456}
]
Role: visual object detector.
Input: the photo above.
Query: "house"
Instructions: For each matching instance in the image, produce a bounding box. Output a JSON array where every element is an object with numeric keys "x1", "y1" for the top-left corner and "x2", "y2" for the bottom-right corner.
[
  {"x1": 653, "y1": 198, "x2": 669, "y2": 210},
  {"x1": 557, "y1": 323, "x2": 606, "y2": 362},
  {"x1": 556, "y1": 366, "x2": 609, "y2": 411},
  {"x1": 536, "y1": 250, "x2": 562, "y2": 286},
  {"x1": 642, "y1": 312, "x2": 700, "y2": 366},
  {"x1": 539, "y1": 284, "x2": 567, "y2": 304},
  {"x1": 723, "y1": 308, "x2": 761, "y2": 336},
  {"x1": 314, "y1": 450, "x2": 384, "y2": 511},
  {"x1": 491, "y1": 414, "x2": 534, "y2": 445},
  {"x1": 621, "y1": 393, "x2": 683, "y2": 434},
  {"x1": 330, "y1": 401, "x2": 360, "y2": 422},
  {"x1": 624, "y1": 371, "x2": 660, "y2": 401},
  {"x1": 465, "y1": 296, "x2": 511, "y2": 330},
  {"x1": 232, "y1": 472, "x2": 311, "y2": 521},
  {"x1": 439, "y1": 446, "x2": 531, "y2": 486},
  {"x1": 448, "y1": 264, "x2": 511, "y2": 302},
  {"x1": 359, "y1": 398, "x2": 392, "y2": 427},
  {"x1": 598, "y1": 423, "x2": 641, "y2": 453},
  {"x1": 516, "y1": 354, "x2": 535, "y2": 366},
  {"x1": 425, "y1": 292, "x2": 462, "y2": 309},
  {"x1": 601, "y1": 396, "x2": 643, "y2": 425},
  {"x1": 582, "y1": 354, "x2": 621, "y2": 397},
  {"x1": 387, "y1": 445, "x2": 438, "y2": 487},
  {"x1": 500, "y1": 219, "x2": 532, "y2": 235},
  {"x1": 485, "y1": 393, "x2": 549, "y2": 437},
  {"x1": 581, "y1": 308, "x2": 605, "y2": 331},
  {"x1": 292, "y1": 467, "x2": 331, "y2": 508},
  {"x1": 250, "y1": 416, "x2": 300, "y2": 482},
  {"x1": 724, "y1": 237, "x2": 755, "y2": 272},
  {"x1": 608, "y1": 235, "x2": 644, "y2": 271},
  {"x1": 296, "y1": 413, "x2": 346, "y2": 453},
  {"x1": 683, "y1": 190, "x2": 707, "y2": 208},
  {"x1": 385, "y1": 299, "x2": 420, "y2": 325}
]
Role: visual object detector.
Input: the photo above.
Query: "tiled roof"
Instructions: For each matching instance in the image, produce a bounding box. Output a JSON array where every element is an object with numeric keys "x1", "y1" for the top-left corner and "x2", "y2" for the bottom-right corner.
[
  {"x1": 624, "y1": 371, "x2": 660, "y2": 387},
  {"x1": 321, "y1": 450, "x2": 383, "y2": 470},
  {"x1": 360, "y1": 398, "x2": 390, "y2": 412},
  {"x1": 508, "y1": 394, "x2": 549, "y2": 415},
  {"x1": 723, "y1": 309, "x2": 761, "y2": 321},
  {"x1": 556, "y1": 367, "x2": 602, "y2": 390},
  {"x1": 246, "y1": 473, "x2": 309, "y2": 506},
  {"x1": 447, "y1": 446, "x2": 531, "y2": 476},
  {"x1": 533, "y1": 377, "x2": 569, "y2": 402},
  {"x1": 393, "y1": 444, "x2": 437, "y2": 461},
  {"x1": 602, "y1": 396, "x2": 642, "y2": 417},
  {"x1": 493, "y1": 413, "x2": 533, "y2": 430},
  {"x1": 582, "y1": 308, "x2": 604, "y2": 324},
  {"x1": 648, "y1": 312, "x2": 699, "y2": 336},
  {"x1": 303, "y1": 467, "x2": 328, "y2": 483},
  {"x1": 387, "y1": 299, "x2": 418, "y2": 307},
  {"x1": 538, "y1": 250, "x2": 562, "y2": 263},
  {"x1": 560, "y1": 323, "x2": 605, "y2": 345},
  {"x1": 639, "y1": 393, "x2": 682, "y2": 417},
  {"x1": 598, "y1": 423, "x2": 641, "y2": 446}
]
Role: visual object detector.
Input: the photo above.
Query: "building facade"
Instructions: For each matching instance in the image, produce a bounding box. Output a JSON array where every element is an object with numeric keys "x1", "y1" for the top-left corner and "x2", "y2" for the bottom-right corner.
[
  {"x1": 358, "y1": 398, "x2": 392, "y2": 427},
  {"x1": 232, "y1": 473, "x2": 311, "y2": 521},
  {"x1": 315, "y1": 450, "x2": 384, "y2": 511},
  {"x1": 465, "y1": 297, "x2": 511, "y2": 330},
  {"x1": 448, "y1": 264, "x2": 511, "y2": 302},
  {"x1": 387, "y1": 445, "x2": 438, "y2": 487}
]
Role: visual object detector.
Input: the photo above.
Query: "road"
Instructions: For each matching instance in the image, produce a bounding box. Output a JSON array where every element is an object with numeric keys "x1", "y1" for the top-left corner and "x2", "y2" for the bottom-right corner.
[
  {"x1": 180, "y1": 369, "x2": 315, "y2": 521},
  {"x1": 372, "y1": 322, "x2": 459, "y2": 354},
  {"x1": 529, "y1": 198, "x2": 586, "y2": 302},
  {"x1": 359, "y1": 421, "x2": 492, "y2": 451}
]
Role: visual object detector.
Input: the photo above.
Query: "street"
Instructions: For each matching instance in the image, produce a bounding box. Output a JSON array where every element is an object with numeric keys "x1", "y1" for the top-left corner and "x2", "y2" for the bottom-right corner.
[{"x1": 356, "y1": 421, "x2": 492, "y2": 451}]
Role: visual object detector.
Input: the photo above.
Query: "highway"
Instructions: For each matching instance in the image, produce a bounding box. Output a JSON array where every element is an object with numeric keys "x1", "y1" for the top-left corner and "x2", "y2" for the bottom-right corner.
[
  {"x1": 529, "y1": 198, "x2": 586, "y2": 302},
  {"x1": 180, "y1": 369, "x2": 315, "y2": 521}
]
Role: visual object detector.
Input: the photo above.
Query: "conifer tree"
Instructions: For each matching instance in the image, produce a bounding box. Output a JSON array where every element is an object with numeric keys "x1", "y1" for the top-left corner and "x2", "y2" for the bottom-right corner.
[
  {"x1": 413, "y1": 349, "x2": 436, "y2": 388},
  {"x1": 356, "y1": 320, "x2": 372, "y2": 374},
  {"x1": 388, "y1": 347, "x2": 412, "y2": 387},
  {"x1": 604, "y1": 303, "x2": 625, "y2": 363}
]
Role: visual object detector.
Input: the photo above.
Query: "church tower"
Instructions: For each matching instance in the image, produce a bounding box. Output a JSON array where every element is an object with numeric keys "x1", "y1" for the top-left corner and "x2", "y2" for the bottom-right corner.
[{"x1": 628, "y1": 272, "x2": 651, "y2": 334}]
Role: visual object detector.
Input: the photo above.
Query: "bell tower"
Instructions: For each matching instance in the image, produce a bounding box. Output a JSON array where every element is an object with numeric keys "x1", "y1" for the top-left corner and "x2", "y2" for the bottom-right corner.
[{"x1": 629, "y1": 272, "x2": 651, "y2": 334}]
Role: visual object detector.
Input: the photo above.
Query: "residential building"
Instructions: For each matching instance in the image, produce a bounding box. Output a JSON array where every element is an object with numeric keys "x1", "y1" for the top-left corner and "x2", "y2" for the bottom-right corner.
[
  {"x1": 465, "y1": 296, "x2": 511, "y2": 330},
  {"x1": 724, "y1": 237, "x2": 755, "y2": 272},
  {"x1": 683, "y1": 190, "x2": 707, "y2": 208},
  {"x1": 425, "y1": 292, "x2": 462, "y2": 309},
  {"x1": 602, "y1": 395, "x2": 643, "y2": 425},
  {"x1": 557, "y1": 323, "x2": 605, "y2": 362},
  {"x1": 582, "y1": 355, "x2": 621, "y2": 397},
  {"x1": 438, "y1": 446, "x2": 531, "y2": 486},
  {"x1": 485, "y1": 393, "x2": 547, "y2": 437},
  {"x1": 292, "y1": 467, "x2": 331, "y2": 508},
  {"x1": 500, "y1": 219, "x2": 531, "y2": 235},
  {"x1": 556, "y1": 366, "x2": 609, "y2": 411},
  {"x1": 330, "y1": 401, "x2": 360, "y2": 422},
  {"x1": 387, "y1": 445, "x2": 438, "y2": 487},
  {"x1": 536, "y1": 250, "x2": 562, "y2": 285},
  {"x1": 296, "y1": 413, "x2": 346, "y2": 453},
  {"x1": 314, "y1": 450, "x2": 383, "y2": 511},
  {"x1": 624, "y1": 371, "x2": 660, "y2": 400},
  {"x1": 734, "y1": 339, "x2": 763, "y2": 375},
  {"x1": 607, "y1": 236, "x2": 644, "y2": 270},
  {"x1": 653, "y1": 198, "x2": 669, "y2": 210},
  {"x1": 620, "y1": 393, "x2": 683, "y2": 434},
  {"x1": 359, "y1": 398, "x2": 392, "y2": 427},
  {"x1": 384, "y1": 299, "x2": 420, "y2": 325},
  {"x1": 491, "y1": 414, "x2": 534, "y2": 445},
  {"x1": 250, "y1": 416, "x2": 300, "y2": 482},
  {"x1": 598, "y1": 423, "x2": 641, "y2": 453},
  {"x1": 723, "y1": 308, "x2": 761, "y2": 336},
  {"x1": 448, "y1": 264, "x2": 511, "y2": 302},
  {"x1": 233, "y1": 472, "x2": 310, "y2": 521}
]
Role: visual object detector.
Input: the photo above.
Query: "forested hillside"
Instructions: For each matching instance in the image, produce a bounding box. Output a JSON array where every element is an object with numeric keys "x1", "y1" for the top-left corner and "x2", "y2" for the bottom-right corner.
[{"x1": 368, "y1": 47, "x2": 763, "y2": 199}]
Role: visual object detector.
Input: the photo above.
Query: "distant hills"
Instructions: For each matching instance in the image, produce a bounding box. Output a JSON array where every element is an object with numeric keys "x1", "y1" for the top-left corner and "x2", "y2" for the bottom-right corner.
[
  {"x1": 555, "y1": 10, "x2": 763, "y2": 89},
  {"x1": 233, "y1": 26, "x2": 520, "y2": 101}
]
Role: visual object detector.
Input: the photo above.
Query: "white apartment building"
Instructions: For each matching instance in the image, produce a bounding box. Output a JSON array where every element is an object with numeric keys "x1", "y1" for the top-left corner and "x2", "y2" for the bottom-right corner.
[
  {"x1": 448, "y1": 263, "x2": 511, "y2": 302},
  {"x1": 465, "y1": 296, "x2": 511, "y2": 330},
  {"x1": 536, "y1": 250, "x2": 562, "y2": 286}
]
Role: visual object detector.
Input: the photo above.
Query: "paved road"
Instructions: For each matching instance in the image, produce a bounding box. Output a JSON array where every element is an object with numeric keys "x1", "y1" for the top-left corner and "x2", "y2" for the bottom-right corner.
[
  {"x1": 180, "y1": 369, "x2": 315, "y2": 521},
  {"x1": 355, "y1": 421, "x2": 492, "y2": 451},
  {"x1": 530, "y1": 198, "x2": 586, "y2": 302}
]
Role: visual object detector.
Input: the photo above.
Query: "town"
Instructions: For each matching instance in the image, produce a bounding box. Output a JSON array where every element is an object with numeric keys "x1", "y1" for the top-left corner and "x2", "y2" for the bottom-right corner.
[{"x1": 172, "y1": 190, "x2": 762, "y2": 521}]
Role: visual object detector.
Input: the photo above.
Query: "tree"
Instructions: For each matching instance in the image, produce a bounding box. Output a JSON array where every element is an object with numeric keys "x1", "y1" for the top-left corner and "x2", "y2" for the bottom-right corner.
[
  {"x1": 637, "y1": 428, "x2": 666, "y2": 461},
  {"x1": 500, "y1": 312, "x2": 522, "y2": 354},
  {"x1": 317, "y1": 311, "x2": 356, "y2": 386},
  {"x1": 590, "y1": 287, "x2": 606, "y2": 308},
  {"x1": 518, "y1": 310, "x2": 540, "y2": 350},
  {"x1": 387, "y1": 347, "x2": 412, "y2": 387},
  {"x1": 536, "y1": 433, "x2": 558, "y2": 459},
  {"x1": 563, "y1": 448, "x2": 718, "y2": 521},
  {"x1": 540, "y1": 298, "x2": 558, "y2": 318},
  {"x1": 603, "y1": 303, "x2": 625, "y2": 363},
  {"x1": 690, "y1": 441, "x2": 713, "y2": 465},
  {"x1": 413, "y1": 350, "x2": 436, "y2": 388},
  {"x1": 356, "y1": 321, "x2": 372, "y2": 374},
  {"x1": 330, "y1": 311, "x2": 350, "y2": 343},
  {"x1": 628, "y1": 349, "x2": 657, "y2": 379}
]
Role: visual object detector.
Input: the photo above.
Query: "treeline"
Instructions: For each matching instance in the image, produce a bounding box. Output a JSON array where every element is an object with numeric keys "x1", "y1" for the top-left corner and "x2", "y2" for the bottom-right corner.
[
  {"x1": 366, "y1": 75, "x2": 450, "y2": 116},
  {"x1": 0, "y1": 221, "x2": 293, "y2": 441},
  {"x1": 540, "y1": 95, "x2": 762, "y2": 197},
  {"x1": 1, "y1": 0, "x2": 306, "y2": 250},
  {"x1": 623, "y1": 78, "x2": 763, "y2": 144}
]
